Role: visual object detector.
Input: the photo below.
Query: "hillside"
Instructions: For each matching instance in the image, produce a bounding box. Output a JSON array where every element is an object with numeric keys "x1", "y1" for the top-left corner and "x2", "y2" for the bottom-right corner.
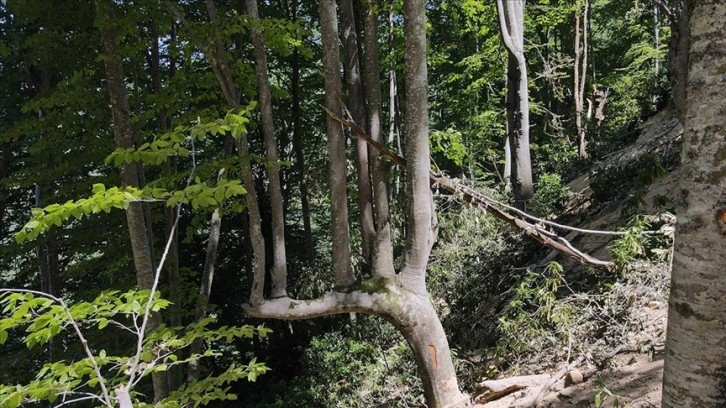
[{"x1": 473, "y1": 109, "x2": 682, "y2": 407}]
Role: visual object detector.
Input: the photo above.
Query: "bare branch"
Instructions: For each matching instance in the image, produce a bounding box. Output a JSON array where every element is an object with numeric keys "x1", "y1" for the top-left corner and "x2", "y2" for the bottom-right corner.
[
  {"x1": 243, "y1": 290, "x2": 383, "y2": 320},
  {"x1": 324, "y1": 106, "x2": 616, "y2": 270}
]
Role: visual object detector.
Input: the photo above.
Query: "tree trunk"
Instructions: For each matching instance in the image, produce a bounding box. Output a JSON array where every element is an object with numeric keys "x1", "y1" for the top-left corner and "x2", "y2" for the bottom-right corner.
[
  {"x1": 0, "y1": 144, "x2": 9, "y2": 236},
  {"x1": 340, "y1": 0, "x2": 375, "y2": 268},
  {"x1": 667, "y1": 0, "x2": 690, "y2": 123},
  {"x1": 400, "y1": 2, "x2": 465, "y2": 404},
  {"x1": 320, "y1": 0, "x2": 354, "y2": 289},
  {"x1": 97, "y1": 1, "x2": 168, "y2": 399},
  {"x1": 200, "y1": 0, "x2": 267, "y2": 306},
  {"x1": 662, "y1": 1, "x2": 726, "y2": 406},
  {"x1": 400, "y1": 0, "x2": 433, "y2": 294},
  {"x1": 574, "y1": 0, "x2": 589, "y2": 159},
  {"x1": 188, "y1": 205, "x2": 222, "y2": 381},
  {"x1": 247, "y1": 0, "x2": 288, "y2": 298},
  {"x1": 362, "y1": 0, "x2": 395, "y2": 278},
  {"x1": 496, "y1": 0, "x2": 533, "y2": 202}
]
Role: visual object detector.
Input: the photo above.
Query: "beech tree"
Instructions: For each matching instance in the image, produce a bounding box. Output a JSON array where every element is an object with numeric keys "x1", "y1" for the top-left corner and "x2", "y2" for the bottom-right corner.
[
  {"x1": 662, "y1": 0, "x2": 726, "y2": 405},
  {"x1": 97, "y1": 1, "x2": 168, "y2": 399},
  {"x1": 243, "y1": 1, "x2": 467, "y2": 406},
  {"x1": 496, "y1": 0, "x2": 534, "y2": 202}
]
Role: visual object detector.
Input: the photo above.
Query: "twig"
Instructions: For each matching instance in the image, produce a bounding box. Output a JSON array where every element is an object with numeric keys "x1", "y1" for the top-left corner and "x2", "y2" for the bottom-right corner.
[
  {"x1": 475, "y1": 384, "x2": 528, "y2": 404},
  {"x1": 124, "y1": 139, "x2": 195, "y2": 393},
  {"x1": 0, "y1": 288, "x2": 113, "y2": 406}
]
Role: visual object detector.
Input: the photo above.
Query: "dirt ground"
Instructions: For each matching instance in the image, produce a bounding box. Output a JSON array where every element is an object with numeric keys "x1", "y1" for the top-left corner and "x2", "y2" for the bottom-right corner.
[{"x1": 472, "y1": 110, "x2": 681, "y2": 408}]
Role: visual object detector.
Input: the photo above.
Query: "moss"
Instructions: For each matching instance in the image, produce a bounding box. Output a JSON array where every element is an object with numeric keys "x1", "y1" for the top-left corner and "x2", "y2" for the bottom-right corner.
[{"x1": 354, "y1": 276, "x2": 392, "y2": 295}]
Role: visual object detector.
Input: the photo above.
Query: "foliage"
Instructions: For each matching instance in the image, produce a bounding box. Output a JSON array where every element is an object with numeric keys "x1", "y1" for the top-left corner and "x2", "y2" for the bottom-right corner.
[
  {"x1": 496, "y1": 262, "x2": 573, "y2": 356},
  {"x1": 528, "y1": 173, "x2": 573, "y2": 217},
  {"x1": 0, "y1": 290, "x2": 270, "y2": 407},
  {"x1": 257, "y1": 319, "x2": 422, "y2": 408}
]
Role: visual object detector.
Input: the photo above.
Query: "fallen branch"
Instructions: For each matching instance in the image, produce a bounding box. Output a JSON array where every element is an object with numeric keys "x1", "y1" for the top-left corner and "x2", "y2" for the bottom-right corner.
[
  {"x1": 323, "y1": 105, "x2": 614, "y2": 270},
  {"x1": 475, "y1": 384, "x2": 528, "y2": 404}
]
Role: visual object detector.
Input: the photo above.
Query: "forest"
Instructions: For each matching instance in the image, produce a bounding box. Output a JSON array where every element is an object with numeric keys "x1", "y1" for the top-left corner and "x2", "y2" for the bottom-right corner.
[{"x1": 0, "y1": 0, "x2": 724, "y2": 407}]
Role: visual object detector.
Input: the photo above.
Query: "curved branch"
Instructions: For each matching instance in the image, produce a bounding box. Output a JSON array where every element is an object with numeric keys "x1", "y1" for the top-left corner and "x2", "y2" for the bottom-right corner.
[{"x1": 242, "y1": 290, "x2": 386, "y2": 320}]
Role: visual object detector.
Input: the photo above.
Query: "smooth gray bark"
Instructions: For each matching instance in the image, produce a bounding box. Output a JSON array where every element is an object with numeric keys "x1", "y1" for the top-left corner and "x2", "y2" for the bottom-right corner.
[
  {"x1": 400, "y1": 0, "x2": 434, "y2": 294},
  {"x1": 247, "y1": 0, "x2": 288, "y2": 297},
  {"x1": 362, "y1": 0, "x2": 395, "y2": 278},
  {"x1": 662, "y1": 1, "x2": 726, "y2": 405},
  {"x1": 320, "y1": 0, "x2": 354, "y2": 289},
  {"x1": 340, "y1": 0, "x2": 375, "y2": 268},
  {"x1": 574, "y1": 0, "x2": 589, "y2": 159},
  {"x1": 496, "y1": 0, "x2": 534, "y2": 201}
]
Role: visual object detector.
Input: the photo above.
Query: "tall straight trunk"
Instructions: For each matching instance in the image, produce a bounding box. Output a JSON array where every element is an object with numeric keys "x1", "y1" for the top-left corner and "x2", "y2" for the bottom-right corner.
[
  {"x1": 667, "y1": 0, "x2": 690, "y2": 123},
  {"x1": 320, "y1": 0, "x2": 354, "y2": 289},
  {"x1": 247, "y1": 0, "x2": 287, "y2": 297},
  {"x1": 662, "y1": 1, "x2": 726, "y2": 406},
  {"x1": 0, "y1": 143, "x2": 9, "y2": 235},
  {"x1": 150, "y1": 23, "x2": 182, "y2": 330},
  {"x1": 188, "y1": 204, "x2": 222, "y2": 381},
  {"x1": 201, "y1": 0, "x2": 266, "y2": 306},
  {"x1": 387, "y1": 6, "x2": 402, "y2": 198},
  {"x1": 574, "y1": 0, "x2": 589, "y2": 159},
  {"x1": 496, "y1": 0, "x2": 533, "y2": 202},
  {"x1": 362, "y1": 0, "x2": 395, "y2": 278},
  {"x1": 97, "y1": 1, "x2": 168, "y2": 399},
  {"x1": 400, "y1": 0, "x2": 434, "y2": 294},
  {"x1": 504, "y1": 55, "x2": 516, "y2": 185},
  {"x1": 340, "y1": 0, "x2": 375, "y2": 268}
]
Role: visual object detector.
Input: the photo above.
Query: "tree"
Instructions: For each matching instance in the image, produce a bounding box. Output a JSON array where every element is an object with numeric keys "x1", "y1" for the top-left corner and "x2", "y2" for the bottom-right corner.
[
  {"x1": 573, "y1": 0, "x2": 590, "y2": 159},
  {"x1": 662, "y1": 0, "x2": 726, "y2": 406},
  {"x1": 246, "y1": 0, "x2": 287, "y2": 298},
  {"x1": 496, "y1": 0, "x2": 534, "y2": 202},
  {"x1": 340, "y1": 0, "x2": 375, "y2": 268},
  {"x1": 243, "y1": 1, "x2": 468, "y2": 406},
  {"x1": 96, "y1": 0, "x2": 168, "y2": 399}
]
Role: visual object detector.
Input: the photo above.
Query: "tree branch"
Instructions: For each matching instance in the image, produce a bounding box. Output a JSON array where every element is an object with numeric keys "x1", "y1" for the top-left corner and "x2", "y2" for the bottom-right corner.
[
  {"x1": 323, "y1": 106, "x2": 616, "y2": 270},
  {"x1": 242, "y1": 288, "x2": 390, "y2": 320}
]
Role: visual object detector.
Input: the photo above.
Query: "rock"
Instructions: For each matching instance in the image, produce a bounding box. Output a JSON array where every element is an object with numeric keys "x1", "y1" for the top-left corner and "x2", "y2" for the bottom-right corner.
[{"x1": 565, "y1": 369, "x2": 584, "y2": 386}]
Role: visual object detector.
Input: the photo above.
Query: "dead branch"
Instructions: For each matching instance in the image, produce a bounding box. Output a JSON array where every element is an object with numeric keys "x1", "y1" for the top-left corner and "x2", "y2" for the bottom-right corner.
[
  {"x1": 475, "y1": 384, "x2": 528, "y2": 404},
  {"x1": 323, "y1": 105, "x2": 614, "y2": 270}
]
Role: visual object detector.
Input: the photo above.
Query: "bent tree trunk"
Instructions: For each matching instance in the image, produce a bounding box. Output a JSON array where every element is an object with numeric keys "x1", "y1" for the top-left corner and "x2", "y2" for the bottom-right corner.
[
  {"x1": 662, "y1": 1, "x2": 726, "y2": 406},
  {"x1": 245, "y1": 1, "x2": 466, "y2": 406},
  {"x1": 244, "y1": 281, "x2": 467, "y2": 407}
]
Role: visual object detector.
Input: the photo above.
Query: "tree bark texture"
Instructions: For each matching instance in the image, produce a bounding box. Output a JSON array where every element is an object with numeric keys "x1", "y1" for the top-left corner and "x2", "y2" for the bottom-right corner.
[
  {"x1": 574, "y1": 0, "x2": 589, "y2": 159},
  {"x1": 400, "y1": 0, "x2": 434, "y2": 294},
  {"x1": 247, "y1": 0, "x2": 288, "y2": 298},
  {"x1": 362, "y1": 0, "x2": 395, "y2": 278},
  {"x1": 340, "y1": 0, "x2": 375, "y2": 268},
  {"x1": 496, "y1": 0, "x2": 534, "y2": 201},
  {"x1": 319, "y1": 0, "x2": 354, "y2": 289},
  {"x1": 98, "y1": 1, "x2": 168, "y2": 399},
  {"x1": 201, "y1": 0, "x2": 266, "y2": 306},
  {"x1": 662, "y1": 1, "x2": 726, "y2": 406}
]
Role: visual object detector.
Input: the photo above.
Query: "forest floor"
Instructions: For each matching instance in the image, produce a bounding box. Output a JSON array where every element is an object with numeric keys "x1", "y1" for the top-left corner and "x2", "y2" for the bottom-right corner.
[{"x1": 472, "y1": 109, "x2": 682, "y2": 407}]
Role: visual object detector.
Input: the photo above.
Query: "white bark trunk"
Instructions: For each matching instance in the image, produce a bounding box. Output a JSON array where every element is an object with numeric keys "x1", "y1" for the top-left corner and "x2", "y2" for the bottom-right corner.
[{"x1": 662, "y1": 1, "x2": 726, "y2": 405}]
